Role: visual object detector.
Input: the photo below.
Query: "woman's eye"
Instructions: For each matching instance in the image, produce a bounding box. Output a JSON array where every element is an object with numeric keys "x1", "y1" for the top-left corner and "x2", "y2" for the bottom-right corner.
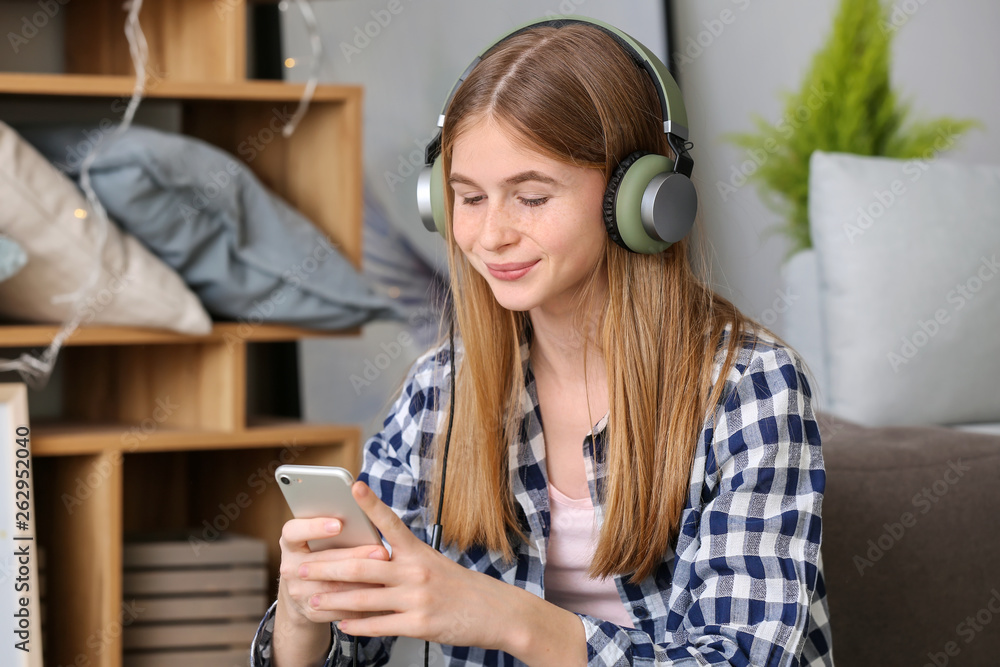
[{"x1": 459, "y1": 196, "x2": 549, "y2": 207}]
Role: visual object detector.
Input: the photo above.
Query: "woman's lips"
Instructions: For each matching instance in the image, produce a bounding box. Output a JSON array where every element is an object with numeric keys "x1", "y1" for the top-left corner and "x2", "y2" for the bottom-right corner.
[{"x1": 485, "y1": 260, "x2": 539, "y2": 281}]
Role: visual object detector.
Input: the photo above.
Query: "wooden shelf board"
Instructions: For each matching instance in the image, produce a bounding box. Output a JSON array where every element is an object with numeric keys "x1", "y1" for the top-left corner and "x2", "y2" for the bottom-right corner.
[
  {"x1": 0, "y1": 322, "x2": 360, "y2": 347},
  {"x1": 0, "y1": 72, "x2": 361, "y2": 103},
  {"x1": 31, "y1": 420, "x2": 360, "y2": 456}
]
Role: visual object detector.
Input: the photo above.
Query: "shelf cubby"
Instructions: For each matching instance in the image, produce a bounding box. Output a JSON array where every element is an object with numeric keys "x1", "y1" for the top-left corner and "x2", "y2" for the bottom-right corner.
[{"x1": 0, "y1": 2, "x2": 367, "y2": 665}]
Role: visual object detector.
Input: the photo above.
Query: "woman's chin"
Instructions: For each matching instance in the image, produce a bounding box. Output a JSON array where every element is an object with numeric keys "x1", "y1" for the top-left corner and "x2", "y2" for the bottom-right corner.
[
  {"x1": 492, "y1": 298, "x2": 536, "y2": 313},
  {"x1": 489, "y1": 290, "x2": 538, "y2": 313}
]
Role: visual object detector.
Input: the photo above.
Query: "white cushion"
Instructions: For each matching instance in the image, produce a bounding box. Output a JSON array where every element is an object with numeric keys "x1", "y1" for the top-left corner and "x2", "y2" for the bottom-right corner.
[
  {"x1": 0, "y1": 121, "x2": 211, "y2": 334},
  {"x1": 952, "y1": 423, "x2": 1000, "y2": 436},
  {"x1": 808, "y1": 150, "x2": 1000, "y2": 427},
  {"x1": 778, "y1": 248, "x2": 830, "y2": 411}
]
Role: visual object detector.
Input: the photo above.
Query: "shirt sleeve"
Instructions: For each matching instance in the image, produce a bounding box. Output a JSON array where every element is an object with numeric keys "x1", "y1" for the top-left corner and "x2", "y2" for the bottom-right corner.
[
  {"x1": 576, "y1": 346, "x2": 826, "y2": 666},
  {"x1": 249, "y1": 346, "x2": 447, "y2": 666}
]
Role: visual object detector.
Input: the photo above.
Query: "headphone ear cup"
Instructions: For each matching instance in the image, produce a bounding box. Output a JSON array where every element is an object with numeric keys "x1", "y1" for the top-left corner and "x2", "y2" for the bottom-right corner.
[
  {"x1": 643, "y1": 170, "x2": 698, "y2": 244},
  {"x1": 605, "y1": 150, "x2": 690, "y2": 254},
  {"x1": 602, "y1": 150, "x2": 648, "y2": 251},
  {"x1": 417, "y1": 155, "x2": 448, "y2": 235}
]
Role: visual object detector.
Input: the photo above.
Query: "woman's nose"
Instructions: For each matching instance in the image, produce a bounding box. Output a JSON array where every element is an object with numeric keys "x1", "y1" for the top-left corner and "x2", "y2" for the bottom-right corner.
[{"x1": 478, "y1": 199, "x2": 520, "y2": 251}]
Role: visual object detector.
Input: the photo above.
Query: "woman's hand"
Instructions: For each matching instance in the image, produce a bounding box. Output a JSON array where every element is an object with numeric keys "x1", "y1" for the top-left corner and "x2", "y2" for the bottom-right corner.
[
  {"x1": 277, "y1": 514, "x2": 391, "y2": 626},
  {"x1": 298, "y1": 481, "x2": 517, "y2": 652}
]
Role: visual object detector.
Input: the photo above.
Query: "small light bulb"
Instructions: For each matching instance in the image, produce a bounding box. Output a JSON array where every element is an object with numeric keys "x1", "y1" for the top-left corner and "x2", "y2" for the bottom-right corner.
[
  {"x1": 74, "y1": 209, "x2": 87, "y2": 219},
  {"x1": 285, "y1": 57, "x2": 296, "y2": 68}
]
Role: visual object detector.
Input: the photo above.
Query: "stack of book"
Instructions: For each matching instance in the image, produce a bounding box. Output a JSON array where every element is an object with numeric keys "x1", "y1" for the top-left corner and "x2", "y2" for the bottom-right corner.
[{"x1": 122, "y1": 531, "x2": 270, "y2": 667}]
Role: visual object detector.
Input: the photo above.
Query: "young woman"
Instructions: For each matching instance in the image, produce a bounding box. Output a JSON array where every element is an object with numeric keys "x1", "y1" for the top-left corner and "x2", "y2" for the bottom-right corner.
[{"x1": 251, "y1": 19, "x2": 833, "y2": 667}]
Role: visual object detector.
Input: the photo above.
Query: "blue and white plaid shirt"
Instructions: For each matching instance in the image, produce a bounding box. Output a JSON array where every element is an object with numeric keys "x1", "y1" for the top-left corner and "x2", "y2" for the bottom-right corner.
[{"x1": 251, "y1": 323, "x2": 834, "y2": 666}]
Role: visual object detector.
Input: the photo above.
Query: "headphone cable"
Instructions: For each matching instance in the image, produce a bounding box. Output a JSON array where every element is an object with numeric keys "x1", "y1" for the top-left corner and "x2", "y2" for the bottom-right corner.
[{"x1": 425, "y1": 313, "x2": 456, "y2": 666}]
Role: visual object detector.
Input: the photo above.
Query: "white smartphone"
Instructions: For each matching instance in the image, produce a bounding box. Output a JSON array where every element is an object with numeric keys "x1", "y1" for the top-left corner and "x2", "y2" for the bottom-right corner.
[{"x1": 275, "y1": 464, "x2": 383, "y2": 552}]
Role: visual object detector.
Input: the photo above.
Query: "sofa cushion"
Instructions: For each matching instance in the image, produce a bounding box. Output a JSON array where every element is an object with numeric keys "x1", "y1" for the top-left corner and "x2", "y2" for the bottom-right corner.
[
  {"x1": 778, "y1": 248, "x2": 830, "y2": 410},
  {"x1": 808, "y1": 150, "x2": 1000, "y2": 427},
  {"x1": 817, "y1": 410, "x2": 1000, "y2": 666}
]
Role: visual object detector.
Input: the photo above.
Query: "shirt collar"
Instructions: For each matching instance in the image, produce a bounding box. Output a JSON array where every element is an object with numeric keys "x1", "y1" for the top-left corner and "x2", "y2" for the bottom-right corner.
[{"x1": 511, "y1": 336, "x2": 612, "y2": 561}]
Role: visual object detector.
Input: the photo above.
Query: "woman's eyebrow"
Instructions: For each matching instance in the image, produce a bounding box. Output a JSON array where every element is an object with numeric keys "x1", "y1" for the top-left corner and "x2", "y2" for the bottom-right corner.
[{"x1": 447, "y1": 170, "x2": 562, "y2": 188}]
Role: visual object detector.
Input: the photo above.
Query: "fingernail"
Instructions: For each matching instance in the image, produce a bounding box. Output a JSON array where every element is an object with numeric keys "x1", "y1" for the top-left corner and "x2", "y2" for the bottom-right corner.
[
  {"x1": 299, "y1": 564, "x2": 308, "y2": 578},
  {"x1": 310, "y1": 594, "x2": 320, "y2": 608},
  {"x1": 325, "y1": 520, "x2": 341, "y2": 533},
  {"x1": 368, "y1": 549, "x2": 385, "y2": 560},
  {"x1": 355, "y1": 482, "x2": 368, "y2": 497}
]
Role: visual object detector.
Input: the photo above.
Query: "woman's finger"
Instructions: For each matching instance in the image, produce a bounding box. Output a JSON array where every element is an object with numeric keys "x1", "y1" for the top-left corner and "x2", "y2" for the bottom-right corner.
[
  {"x1": 280, "y1": 517, "x2": 390, "y2": 559},
  {"x1": 300, "y1": 554, "x2": 396, "y2": 586},
  {"x1": 337, "y1": 610, "x2": 416, "y2": 638},
  {"x1": 302, "y1": 579, "x2": 383, "y2": 596},
  {"x1": 310, "y1": 583, "x2": 407, "y2": 615},
  {"x1": 279, "y1": 544, "x2": 387, "y2": 580},
  {"x1": 279, "y1": 517, "x2": 344, "y2": 551},
  {"x1": 352, "y1": 481, "x2": 417, "y2": 549}
]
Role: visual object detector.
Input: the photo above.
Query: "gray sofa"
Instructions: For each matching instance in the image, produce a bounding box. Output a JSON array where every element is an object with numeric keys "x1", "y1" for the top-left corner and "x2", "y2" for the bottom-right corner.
[{"x1": 816, "y1": 410, "x2": 1000, "y2": 666}]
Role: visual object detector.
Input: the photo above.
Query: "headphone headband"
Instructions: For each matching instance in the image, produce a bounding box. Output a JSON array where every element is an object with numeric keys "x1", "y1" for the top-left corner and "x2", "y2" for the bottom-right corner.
[{"x1": 424, "y1": 15, "x2": 689, "y2": 167}]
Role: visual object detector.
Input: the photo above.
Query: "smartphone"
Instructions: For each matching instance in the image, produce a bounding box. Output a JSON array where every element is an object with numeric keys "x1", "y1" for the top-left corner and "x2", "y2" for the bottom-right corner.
[{"x1": 275, "y1": 464, "x2": 383, "y2": 552}]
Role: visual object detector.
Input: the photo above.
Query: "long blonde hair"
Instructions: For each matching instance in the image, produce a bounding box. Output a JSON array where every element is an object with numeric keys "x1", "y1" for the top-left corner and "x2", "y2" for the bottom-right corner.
[{"x1": 424, "y1": 23, "x2": 788, "y2": 584}]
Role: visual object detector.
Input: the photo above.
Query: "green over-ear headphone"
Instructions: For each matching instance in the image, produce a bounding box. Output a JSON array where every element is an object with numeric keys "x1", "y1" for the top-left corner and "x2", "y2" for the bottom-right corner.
[{"x1": 415, "y1": 14, "x2": 698, "y2": 254}]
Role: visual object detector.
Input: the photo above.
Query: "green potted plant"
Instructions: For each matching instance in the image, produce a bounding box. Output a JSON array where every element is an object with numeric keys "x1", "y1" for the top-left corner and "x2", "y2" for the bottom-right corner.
[{"x1": 723, "y1": 0, "x2": 982, "y2": 260}]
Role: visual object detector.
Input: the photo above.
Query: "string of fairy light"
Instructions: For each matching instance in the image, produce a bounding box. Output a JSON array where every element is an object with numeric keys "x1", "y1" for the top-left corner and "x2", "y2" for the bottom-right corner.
[{"x1": 0, "y1": 0, "x2": 323, "y2": 389}]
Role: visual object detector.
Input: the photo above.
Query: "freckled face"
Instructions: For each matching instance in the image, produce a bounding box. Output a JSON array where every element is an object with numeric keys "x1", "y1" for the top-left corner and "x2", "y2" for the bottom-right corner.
[{"x1": 449, "y1": 119, "x2": 608, "y2": 313}]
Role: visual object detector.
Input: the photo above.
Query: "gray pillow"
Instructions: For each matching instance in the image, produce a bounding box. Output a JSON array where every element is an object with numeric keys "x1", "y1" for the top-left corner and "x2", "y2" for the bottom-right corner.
[
  {"x1": 18, "y1": 124, "x2": 405, "y2": 331},
  {"x1": 0, "y1": 236, "x2": 26, "y2": 284},
  {"x1": 808, "y1": 150, "x2": 1000, "y2": 427}
]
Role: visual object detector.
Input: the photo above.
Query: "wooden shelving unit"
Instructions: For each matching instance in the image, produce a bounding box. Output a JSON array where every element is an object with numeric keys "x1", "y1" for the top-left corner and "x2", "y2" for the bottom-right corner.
[{"x1": 0, "y1": 2, "x2": 365, "y2": 665}]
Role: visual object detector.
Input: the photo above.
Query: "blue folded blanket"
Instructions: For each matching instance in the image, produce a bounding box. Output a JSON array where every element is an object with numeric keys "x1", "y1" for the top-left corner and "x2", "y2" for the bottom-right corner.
[{"x1": 18, "y1": 123, "x2": 406, "y2": 331}]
